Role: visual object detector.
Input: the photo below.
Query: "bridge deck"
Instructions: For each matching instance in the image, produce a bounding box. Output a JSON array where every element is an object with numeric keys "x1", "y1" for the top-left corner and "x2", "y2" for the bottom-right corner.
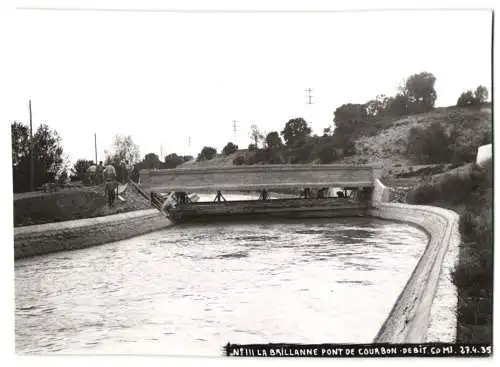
[{"x1": 139, "y1": 164, "x2": 380, "y2": 192}]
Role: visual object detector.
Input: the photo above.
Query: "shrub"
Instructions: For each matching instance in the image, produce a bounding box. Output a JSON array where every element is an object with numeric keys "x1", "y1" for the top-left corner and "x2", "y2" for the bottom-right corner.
[
  {"x1": 342, "y1": 141, "x2": 357, "y2": 157},
  {"x1": 314, "y1": 144, "x2": 338, "y2": 163},
  {"x1": 232, "y1": 156, "x2": 245, "y2": 165},
  {"x1": 406, "y1": 122, "x2": 453, "y2": 164},
  {"x1": 288, "y1": 143, "x2": 314, "y2": 164},
  {"x1": 406, "y1": 184, "x2": 441, "y2": 204}
]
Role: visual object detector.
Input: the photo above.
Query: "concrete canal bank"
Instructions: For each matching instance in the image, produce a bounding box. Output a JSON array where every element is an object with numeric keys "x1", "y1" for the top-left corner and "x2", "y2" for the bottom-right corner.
[
  {"x1": 370, "y1": 179, "x2": 460, "y2": 343},
  {"x1": 14, "y1": 209, "x2": 171, "y2": 259}
]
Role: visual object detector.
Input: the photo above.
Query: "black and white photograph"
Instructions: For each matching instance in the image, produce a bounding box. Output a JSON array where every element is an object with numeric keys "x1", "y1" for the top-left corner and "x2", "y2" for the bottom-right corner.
[{"x1": 4, "y1": 0, "x2": 494, "y2": 362}]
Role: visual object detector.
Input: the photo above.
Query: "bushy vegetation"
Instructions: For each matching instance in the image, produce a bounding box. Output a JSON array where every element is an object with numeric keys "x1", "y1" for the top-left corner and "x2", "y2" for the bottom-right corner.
[
  {"x1": 406, "y1": 120, "x2": 489, "y2": 166},
  {"x1": 396, "y1": 164, "x2": 448, "y2": 179},
  {"x1": 71, "y1": 159, "x2": 95, "y2": 182},
  {"x1": 457, "y1": 85, "x2": 489, "y2": 107},
  {"x1": 406, "y1": 122, "x2": 454, "y2": 164},
  {"x1": 222, "y1": 142, "x2": 238, "y2": 156},
  {"x1": 406, "y1": 162, "x2": 492, "y2": 343},
  {"x1": 197, "y1": 146, "x2": 217, "y2": 161}
]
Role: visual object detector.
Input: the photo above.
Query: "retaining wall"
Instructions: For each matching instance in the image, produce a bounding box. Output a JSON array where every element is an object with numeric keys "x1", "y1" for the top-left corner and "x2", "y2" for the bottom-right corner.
[
  {"x1": 370, "y1": 179, "x2": 460, "y2": 343},
  {"x1": 14, "y1": 209, "x2": 171, "y2": 260}
]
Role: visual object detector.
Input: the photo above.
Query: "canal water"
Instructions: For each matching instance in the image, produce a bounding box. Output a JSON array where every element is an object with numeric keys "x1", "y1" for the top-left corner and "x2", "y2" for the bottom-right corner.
[{"x1": 15, "y1": 196, "x2": 428, "y2": 356}]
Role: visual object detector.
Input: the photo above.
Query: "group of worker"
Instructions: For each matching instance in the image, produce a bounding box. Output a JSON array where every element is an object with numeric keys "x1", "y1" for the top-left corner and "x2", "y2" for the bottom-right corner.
[
  {"x1": 86, "y1": 162, "x2": 112, "y2": 185},
  {"x1": 84, "y1": 162, "x2": 119, "y2": 207}
]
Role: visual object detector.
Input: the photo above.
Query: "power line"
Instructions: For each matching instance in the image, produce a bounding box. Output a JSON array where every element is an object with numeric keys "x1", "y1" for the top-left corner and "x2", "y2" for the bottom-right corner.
[{"x1": 94, "y1": 133, "x2": 97, "y2": 165}]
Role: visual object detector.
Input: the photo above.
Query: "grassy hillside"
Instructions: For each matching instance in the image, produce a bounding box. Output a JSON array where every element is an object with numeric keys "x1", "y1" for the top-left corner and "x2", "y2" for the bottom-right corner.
[
  {"x1": 340, "y1": 106, "x2": 491, "y2": 175},
  {"x1": 179, "y1": 106, "x2": 491, "y2": 179}
]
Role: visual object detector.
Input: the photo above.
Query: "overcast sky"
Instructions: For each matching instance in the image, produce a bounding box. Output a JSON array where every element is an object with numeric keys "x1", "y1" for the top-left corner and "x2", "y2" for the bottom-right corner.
[{"x1": 8, "y1": 8, "x2": 492, "y2": 164}]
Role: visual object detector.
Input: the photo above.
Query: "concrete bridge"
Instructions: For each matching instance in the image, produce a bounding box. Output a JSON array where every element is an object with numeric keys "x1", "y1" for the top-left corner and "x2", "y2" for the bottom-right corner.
[{"x1": 138, "y1": 164, "x2": 382, "y2": 192}]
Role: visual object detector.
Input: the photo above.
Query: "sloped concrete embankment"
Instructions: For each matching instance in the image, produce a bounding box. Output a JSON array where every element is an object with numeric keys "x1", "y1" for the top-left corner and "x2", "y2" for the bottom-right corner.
[
  {"x1": 370, "y1": 179, "x2": 460, "y2": 342},
  {"x1": 14, "y1": 209, "x2": 171, "y2": 260}
]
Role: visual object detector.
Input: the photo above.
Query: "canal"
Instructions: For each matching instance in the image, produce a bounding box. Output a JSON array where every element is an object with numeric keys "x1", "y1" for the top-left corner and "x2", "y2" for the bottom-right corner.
[{"x1": 15, "y1": 197, "x2": 428, "y2": 355}]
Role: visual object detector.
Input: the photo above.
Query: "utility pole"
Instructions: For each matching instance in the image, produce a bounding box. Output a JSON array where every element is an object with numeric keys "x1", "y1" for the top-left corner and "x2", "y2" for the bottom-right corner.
[
  {"x1": 29, "y1": 99, "x2": 34, "y2": 192},
  {"x1": 160, "y1": 144, "x2": 163, "y2": 160},
  {"x1": 305, "y1": 88, "x2": 313, "y2": 105},
  {"x1": 94, "y1": 133, "x2": 98, "y2": 165},
  {"x1": 232, "y1": 120, "x2": 238, "y2": 136}
]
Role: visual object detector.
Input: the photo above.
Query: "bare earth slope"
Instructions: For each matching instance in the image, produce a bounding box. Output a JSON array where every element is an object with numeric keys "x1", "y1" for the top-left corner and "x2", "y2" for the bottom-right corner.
[
  {"x1": 179, "y1": 150, "x2": 246, "y2": 168},
  {"x1": 14, "y1": 184, "x2": 151, "y2": 227}
]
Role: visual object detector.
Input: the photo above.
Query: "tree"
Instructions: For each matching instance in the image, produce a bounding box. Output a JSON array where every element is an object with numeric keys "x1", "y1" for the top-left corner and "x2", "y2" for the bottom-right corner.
[
  {"x1": 403, "y1": 72, "x2": 437, "y2": 112},
  {"x1": 11, "y1": 122, "x2": 30, "y2": 168},
  {"x1": 11, "y1": 122, "x2": 31, "y2": 192},
  {"x1": 333, "y1": 104, "x2": 367, "y2": 135},
  {"x1": 457, "y1": 86, "x2": 489, "y2": 107},
  {"x1": 322, "y1": 127, "x2": 332, "y2": 136},
  {"x1": 222, "y1": 142, "x2": 238, "y2": 156},
  {"x1": 248, "y1": 143, "x2": 258, "y2": 151},
  {"x1": 105, "y1": 134, "x2": 140, "y2": 183},
  {"x1": 197, "y1": 146, "x2": 217, "y2": 161},
  {"x1": 71, "y1": 159, "x2": 94, "y2": 181},
  {"x1": 249, "y1": 124, "x2": 264, "y2": 148},
  {"x1": 364, "y1": 94, "x2": 393, "y2": 117},
  {"x1": 11, "y1": 122, "x2": 66, "y2": 192},
  {"x1": 457, "y1": 90, "x2": 476, "y2": 107},
  {"x1": 474, "y1": 85, "x2": 489, "y2": 103},
  {"x1": 163, "y1": 153, "x2": 185, "y2": 168},
  {"x1": 55, "y1": 153, "x2": 72, "y2": 184},
  {"x1": 281, "y1": 118, "x2": 312, "y2": 147},
  {"x1": 265, "y1": 131, "x2": 283, "y2": 149},
  {"x1": 143, "y1": 153, "x2": 161, "y2": 169},
  {"x1": 312, "y1": 136, "x2": 338, "y2": 163},
  {"x1": 33, "y1": 124, "x2": 66, "y2": 186},
  {"x1": 106, "y1": 135, "x2": 141, "y2": 166},
  {"x1": 386, "y1": 94, "x2": 410, "y2": 116}
]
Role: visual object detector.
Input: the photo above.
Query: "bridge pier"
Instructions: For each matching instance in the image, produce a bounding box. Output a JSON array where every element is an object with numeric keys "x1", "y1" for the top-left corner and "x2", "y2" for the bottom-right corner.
[
  {"x1": 258, "y1": 189, "x2": 269, "y2": 200},
  {"x1": 176, "y1": 192, "x2": 189, "y2": 205},
  {"x1": 301, "y1": 188, "x2": 312, "y2": 199},
  {"x1": 214, "y1": 190, "x2": 226, "y2": 202}
]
